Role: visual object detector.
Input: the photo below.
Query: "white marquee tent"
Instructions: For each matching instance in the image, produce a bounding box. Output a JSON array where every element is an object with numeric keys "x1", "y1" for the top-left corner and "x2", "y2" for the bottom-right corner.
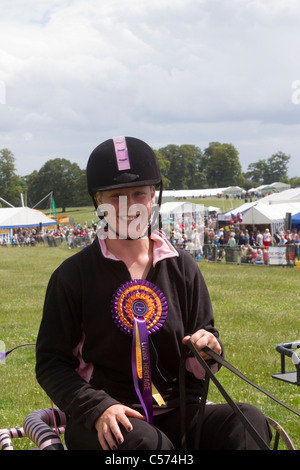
[
  {"x1": 258, "y1": 187, "x2": 300, "y2": 205},
  {"x1": 160, "y1": 201, "x2": 205, "y2": 248},
  {"x1": 160, "y1": 201, "x2": 205, "y2": 215},
  {"x1": 218, "y1": 187, "x2": 300, "y2": 231},
  {"x1": 247, "y1": 182, "x2": 291, "y2": 194},
  {"x1": 240, "y1": 202, "x2": 300, "y2": 226},
  {"x1": 217, "y1": 201, "x2": 257, "y2": 221},
  {"x1": 240, "y1": 188, "x2": 300, "y2": 228},
  {"x1": 157, "y1": 186, "x2": 244, "y2": 202},
  {"x1": 0, "y1": 207, "x2": 56, "y2": 243}
]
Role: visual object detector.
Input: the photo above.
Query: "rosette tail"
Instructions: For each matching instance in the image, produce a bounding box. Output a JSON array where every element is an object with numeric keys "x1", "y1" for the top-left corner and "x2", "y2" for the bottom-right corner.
[
  {"x1": 111, "y1": 279, "x2": 168, "y2": 423},
  {"x1": 132, "y1": 318, "x2": 153, "y2": 424}
]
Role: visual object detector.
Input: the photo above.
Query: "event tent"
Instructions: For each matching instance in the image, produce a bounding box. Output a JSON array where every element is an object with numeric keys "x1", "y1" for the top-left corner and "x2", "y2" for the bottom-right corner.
[
  {"x1": 160, "y1": 201, "x2": 205, "y2": 215},
  {"x1": 220, "y1": 201, "x2": 300, "y2": 230},
  {"x1": 206, "y1": 206, "x2": 220, "y2": 213},
  {"x1": 292, "y1": 211, "x2": 300, "y2": 229},
  {"x1": 218, "y1": 188, "x2": 300, "y2": 227},
  {"x1": 0, "y1": 207, "x2": 56, "y2": 243},
  {"x1": 241, "y1": 203, "x2": 288, "y2": 225},
  {"x1": 240, "y1": 188, "x2": 300, "y2": 229},
  {"x1": 230, "y1": 202, "x2": 300, "y2": 229},
  {"x1": 247, "y1": 182, "x2": 291, "y2": 194},
  {"x1": 217, "y1": 201, "x2": 257, "y2": 221},
  {"x1": 259, "y1": 187, "x2": 300, "y2": 205},
  {"x1": 160, "y1": 201, "x2": 204, "y2": 248},
  {"x1": 157, "y1": 186, "x2": 244, "y2": 202}
]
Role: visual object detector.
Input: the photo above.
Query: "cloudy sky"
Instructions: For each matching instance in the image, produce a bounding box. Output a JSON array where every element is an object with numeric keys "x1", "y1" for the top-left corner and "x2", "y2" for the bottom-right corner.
[{"x1": 0, "y1": 0, "x2": 300, "y2": 180}]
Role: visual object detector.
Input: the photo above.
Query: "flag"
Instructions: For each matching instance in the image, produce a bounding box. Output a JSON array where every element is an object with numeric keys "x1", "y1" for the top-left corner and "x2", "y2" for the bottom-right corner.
[{"x1": 52, "y1": 197, "x2": 56, "y2": 220}]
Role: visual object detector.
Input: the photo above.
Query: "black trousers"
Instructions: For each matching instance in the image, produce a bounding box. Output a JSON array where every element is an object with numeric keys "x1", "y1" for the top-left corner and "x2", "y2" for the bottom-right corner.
[{"x1": 65, "y1": 403, "x2": 272, "y2": 450}]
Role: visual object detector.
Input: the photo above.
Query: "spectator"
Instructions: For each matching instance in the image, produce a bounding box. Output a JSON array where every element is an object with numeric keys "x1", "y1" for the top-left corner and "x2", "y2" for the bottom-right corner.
[
  {"x1": 273, "y1": 228, "x2": 281, "y2": 245},
  {"x1": 278, "y1": 235, "x2": 287, "y2": 245},
  {"x1": 263, "y1": 228, "x2": 271, "y2": 247},
  {"x1": 227, "y1": 233, "x2": 236, "y2": 247},
  {"x1": 256, "y1": 230, "x2": 263, "y2": 246}
]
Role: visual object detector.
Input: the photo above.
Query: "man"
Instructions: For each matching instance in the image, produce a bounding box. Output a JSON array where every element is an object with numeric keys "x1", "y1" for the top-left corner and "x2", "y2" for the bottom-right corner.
[
  {"x1": 273, "y1": 228, "x2": 281, "y2": 245},
  {"x1": 256, "y1": 230, "x2": 263, "y2": 246},
  {"x1": 227, "y1": 233, "x2": 236, "y2": 247},
  {"x1": 36, "y1": 137, "x2": 271, "y2": 450}
]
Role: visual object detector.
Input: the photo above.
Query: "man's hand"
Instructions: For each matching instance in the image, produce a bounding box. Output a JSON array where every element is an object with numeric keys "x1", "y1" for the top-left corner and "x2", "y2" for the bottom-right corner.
[
  {"x1": 95, "y1": 404, "x2": 145, "y2": 450},
  {"x1": 182, "y1": 329, "x2": 222, "y2": 360}
]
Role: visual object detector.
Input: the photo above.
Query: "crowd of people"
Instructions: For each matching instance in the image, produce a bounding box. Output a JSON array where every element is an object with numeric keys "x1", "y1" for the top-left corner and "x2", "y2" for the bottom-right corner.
[
  {"x1": 1, "y1": 215, "x2": 299, "y2": 266},
  {"x1": 45, "y1": 224, "x2": 97, "y2": 248},
  {"x1": 163, "y1": 210, "x2": 300, "y2": 265},
  {"x1": 199, "y1": 223, "x2": 300, "y2": 264},
  {"x1": 0, "y1": 223, "x2": 97, "y2": 248}
]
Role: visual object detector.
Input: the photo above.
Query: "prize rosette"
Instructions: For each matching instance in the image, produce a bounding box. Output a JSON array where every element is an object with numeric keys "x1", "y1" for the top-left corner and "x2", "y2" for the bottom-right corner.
[
  {"x1": 111, "y1": 279, "x2": 168, "y2": 336},
  {"x1": 111, "y1": 279, "x2": 168, "y2": 424}
]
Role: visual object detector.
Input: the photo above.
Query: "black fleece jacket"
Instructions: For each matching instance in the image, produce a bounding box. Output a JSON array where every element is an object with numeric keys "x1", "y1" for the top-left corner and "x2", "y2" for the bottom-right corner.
[{"x1": 35, "y1": 236, "x2": 220, "y2": 430}]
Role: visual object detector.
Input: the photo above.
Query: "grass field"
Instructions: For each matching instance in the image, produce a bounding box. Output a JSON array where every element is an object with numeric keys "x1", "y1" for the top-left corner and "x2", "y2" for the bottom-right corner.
[{"x1": 0, "y1": 201, "x2": 299, "y2": 450}]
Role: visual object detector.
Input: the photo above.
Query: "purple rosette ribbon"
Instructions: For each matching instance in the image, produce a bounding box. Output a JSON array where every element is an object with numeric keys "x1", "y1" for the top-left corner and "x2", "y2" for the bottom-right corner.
[{"x1": 111, "y1": 279, "x2": 168, "y2": 424}]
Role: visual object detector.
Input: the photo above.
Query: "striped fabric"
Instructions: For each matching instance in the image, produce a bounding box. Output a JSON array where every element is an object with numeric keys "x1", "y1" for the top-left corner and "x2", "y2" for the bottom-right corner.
[
  {"x1": 23, "y1": 408, "x2": 66, "y2": 450},
  {"x1": 0, "y1": 408, "x2": 67, "y2": 450},
  {"x1": 0, "y1": 427, "x2": 26, "y2": 450}
]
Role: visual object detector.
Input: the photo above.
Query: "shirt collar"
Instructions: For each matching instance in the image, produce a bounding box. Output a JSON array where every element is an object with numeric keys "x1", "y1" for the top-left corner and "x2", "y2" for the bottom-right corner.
[{"x1": 97, "y1": 230, "x2": 178, "y2": 266}]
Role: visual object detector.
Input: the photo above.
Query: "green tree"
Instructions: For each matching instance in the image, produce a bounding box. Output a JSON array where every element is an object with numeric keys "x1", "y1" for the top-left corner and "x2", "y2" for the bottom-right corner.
[
  {"x1": 203, "y1": 142, "x2": 243, "y2": 187},
  {"x1": 72, "y1": 168, "x2": 92, "y2": 207},
  {"x1": 26, "y1": 158, "x2": 83, "y2": 212},
  {"x1": 0, "y1": 148, "x2": 24, "y2": 207},
  {"x1": 265, "y1": 151, "x2": 290, "y2": 183},
  {"x1": 22, "y1": 170, "x2": 40, "y2": 207},
  {"x1": 245, "y1": 151, "x2": 290, "y2": 185},
  {"x1": 244, "y1": 159, "x2": 268, "y2": 185},
  {"x1": 154, "y1": 150, "x2": 171, "y2": 189},
  {"x1": 289, "y1": 176, "x2": 300, "y2": 187},
  {"x1": 180, "y1": 144, "x2": 207, "y2": 189},
  {"x1": 157, "y1": 145, "x2": 184, "y2": 189},
  {"x1": 158, "y1": 144, "x2": 207, "y2": 189}
]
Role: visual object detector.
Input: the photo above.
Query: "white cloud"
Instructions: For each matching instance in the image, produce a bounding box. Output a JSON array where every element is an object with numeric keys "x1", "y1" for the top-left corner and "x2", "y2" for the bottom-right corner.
[{"x1": 0, "y1": 0, "x2": 299, "y2": 178}]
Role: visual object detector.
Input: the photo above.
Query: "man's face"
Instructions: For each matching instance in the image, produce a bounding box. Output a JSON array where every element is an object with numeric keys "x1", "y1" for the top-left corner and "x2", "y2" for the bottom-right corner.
[{"x1": 96, "y1": 185, "x2": 155, "y2": 239}]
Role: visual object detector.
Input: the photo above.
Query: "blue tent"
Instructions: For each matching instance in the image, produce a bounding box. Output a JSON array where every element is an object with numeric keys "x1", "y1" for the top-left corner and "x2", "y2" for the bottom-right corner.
[{"x1": 291, "y1": 211, "x2": 300, "y2": 229}]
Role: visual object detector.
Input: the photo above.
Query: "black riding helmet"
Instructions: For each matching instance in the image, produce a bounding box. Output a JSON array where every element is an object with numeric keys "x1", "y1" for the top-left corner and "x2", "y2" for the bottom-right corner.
[
  {"x1": 87, "y1": 136, "x2": 163, "y2": 209},
  {"x1": 87, "y1": 136, "x2": 163, "y2": 235}
]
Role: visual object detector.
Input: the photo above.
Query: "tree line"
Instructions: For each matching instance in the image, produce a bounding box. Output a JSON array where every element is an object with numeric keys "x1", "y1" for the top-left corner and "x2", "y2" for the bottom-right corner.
[{"x1": 0, "y1": 143, "x2": 299, "y2": 211}]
